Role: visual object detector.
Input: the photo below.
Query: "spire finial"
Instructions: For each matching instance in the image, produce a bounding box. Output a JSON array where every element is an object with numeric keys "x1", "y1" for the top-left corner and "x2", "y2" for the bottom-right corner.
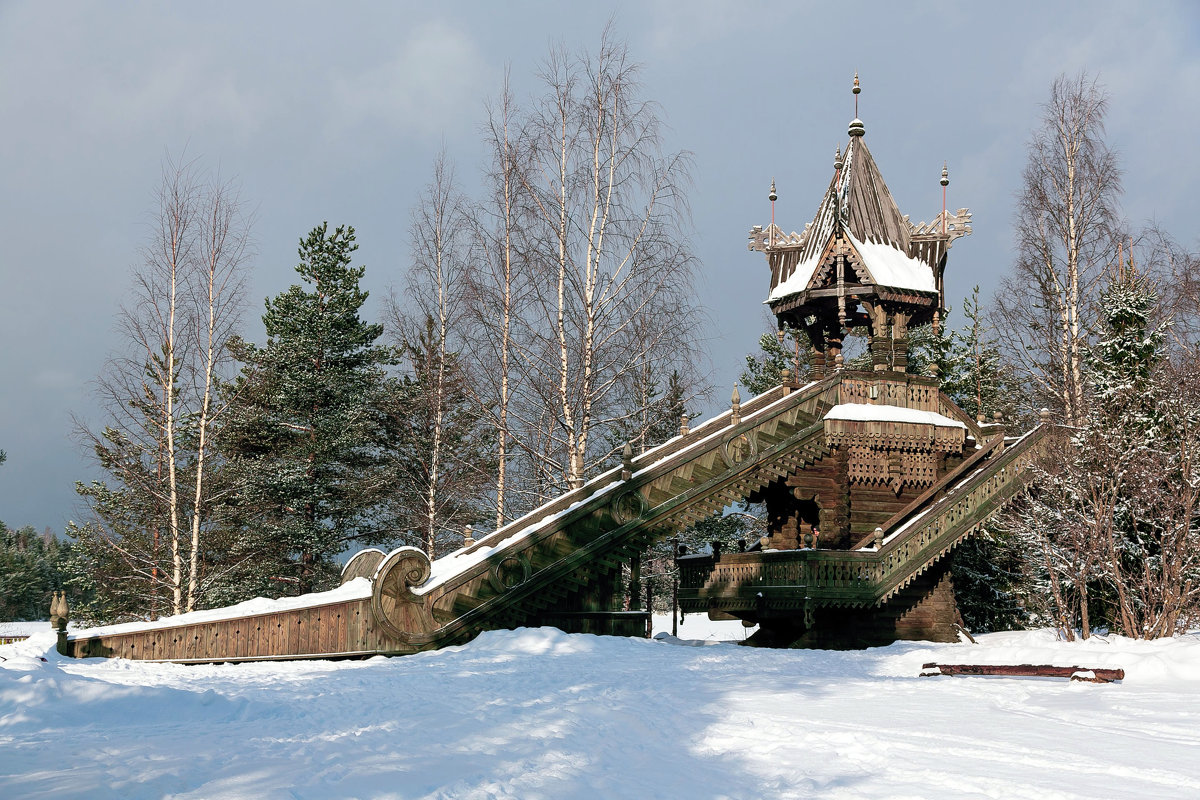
[
  {"x1": 834, "y1": 144, "x2": 843, "y2": 172},
  {"x1": 768, "y1": 178, "x2": 777, "y2": 243},
  {"x1": 848, "y1": 72, "x2": 865, "y2": 137},
  {"x1": 941, "y1": 162, "x2": 949, "y2": 234}
]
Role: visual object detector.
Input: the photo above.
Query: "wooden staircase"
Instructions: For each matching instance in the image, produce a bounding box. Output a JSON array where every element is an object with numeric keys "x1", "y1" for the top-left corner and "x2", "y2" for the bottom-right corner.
[
  {"x1": 62, "y1": 376, "x2": 842, "y2": 662},
  {"x1": 676, "y1": 424, "x2": 1047, "y2": 622}
]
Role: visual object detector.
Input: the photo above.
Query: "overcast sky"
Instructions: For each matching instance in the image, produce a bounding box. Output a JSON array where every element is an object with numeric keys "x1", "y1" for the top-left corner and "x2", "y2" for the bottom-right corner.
[{"x1": 2, "y1": 1, "x2": 1198, "y2": 533}]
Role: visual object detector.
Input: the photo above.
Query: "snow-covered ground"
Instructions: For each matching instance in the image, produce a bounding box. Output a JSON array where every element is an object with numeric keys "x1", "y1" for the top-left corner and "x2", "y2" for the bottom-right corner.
[{"x1": 2, "y1": 620, "x2": 1198, "y2": 799}]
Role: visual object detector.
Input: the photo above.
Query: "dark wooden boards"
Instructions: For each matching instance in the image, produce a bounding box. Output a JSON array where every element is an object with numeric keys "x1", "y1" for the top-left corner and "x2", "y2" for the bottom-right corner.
[{"x1": 921, "y1": 663, "x2": 1125, "y2": 683}]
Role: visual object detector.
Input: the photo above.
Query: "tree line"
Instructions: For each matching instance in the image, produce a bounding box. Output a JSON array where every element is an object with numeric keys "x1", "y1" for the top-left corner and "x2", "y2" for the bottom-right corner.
[
  {"x1": 52, "y1": 33, "x2": 707, "y2": 625},
  {"x1": 736, "y1": 73, "x2": 1200, "y2": 639},
  {"x1": 4, "y1": 55, "x2": 1196, "y2": 639}
]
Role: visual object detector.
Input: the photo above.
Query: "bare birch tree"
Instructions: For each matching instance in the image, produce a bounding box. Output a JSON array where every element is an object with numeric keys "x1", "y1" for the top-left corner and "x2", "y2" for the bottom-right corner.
[
  {"x1": 73, "y1": 157, "x2": 251, "y2": 620},
  {"x1": 387, "y1": 153, "x2": 492, "y2": 556},
  {"x1": 995, "y1": 72, "x2": 1121, "y2": 425},
  {"x1": 184, "y1": 178, "x2": 251, "y2": 610},
  {"x1": 514, "y1": 31, "x2": 704, "y2": 493},
  {"x1": 467, "y1": 71, "x2": 536, "y2": 527}
]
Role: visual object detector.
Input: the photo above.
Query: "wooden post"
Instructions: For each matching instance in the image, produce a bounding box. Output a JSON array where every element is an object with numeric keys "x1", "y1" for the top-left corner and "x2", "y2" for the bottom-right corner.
[
  {"x1": 629, "y1": 552, "x2": 642, "y2": 611},
  {"x1": 671, "y1": 535, "x2": 680, "y2": 637},
  {"x1": 672, "y1": 577, "x2": 678, "y2": 637}
]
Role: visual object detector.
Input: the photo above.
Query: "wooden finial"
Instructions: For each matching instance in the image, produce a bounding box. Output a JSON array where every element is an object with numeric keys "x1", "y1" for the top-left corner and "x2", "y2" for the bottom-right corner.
[
  {"x1": 731, "y1": 383, "x2": 742, "y2": 425},
  {"x1": 679, "y1": 411, "x2": 690, "y2": 437},
  {"x1": 50, "y1": 591, "x2": 69, "y2": 633},
  {"x1": 462, "y1": 524, "x2": 475, "y2": 547},
  {"x1": 621, "y1": 441, "x2": 635, "y2": 480},
  {"x1": 941, "y1": 162, "x2": 949, "y2": 235},
  {"x1": 1039, "y1": 407, "x2": 1052, "y2": 423},
  {"x1": 874, "y1": 527, "x2": 884, "y2": 550}
]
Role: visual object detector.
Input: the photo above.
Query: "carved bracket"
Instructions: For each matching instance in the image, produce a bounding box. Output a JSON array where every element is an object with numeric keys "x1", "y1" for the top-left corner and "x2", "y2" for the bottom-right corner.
[{"x1": 371, "y1": 546, "x2": 434, "y2": 643}]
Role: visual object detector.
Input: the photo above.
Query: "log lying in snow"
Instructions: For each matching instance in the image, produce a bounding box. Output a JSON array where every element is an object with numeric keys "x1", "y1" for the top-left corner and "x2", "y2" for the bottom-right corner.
[{"x1": 920, "y1": 663, "x2": 1125, "y2": 683}]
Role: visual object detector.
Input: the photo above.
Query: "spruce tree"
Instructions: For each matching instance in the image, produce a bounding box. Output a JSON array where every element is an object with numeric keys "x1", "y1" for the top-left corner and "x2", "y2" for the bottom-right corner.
[
  {"x1": 740, "y1": 328, "x2": 808, "y2": 396},
  {"x1": 221, "y1": 223, "x2": 394, "y2": 595},
  {"x1": 0, "y1": 523, "x2": 62, "y2": 621}
]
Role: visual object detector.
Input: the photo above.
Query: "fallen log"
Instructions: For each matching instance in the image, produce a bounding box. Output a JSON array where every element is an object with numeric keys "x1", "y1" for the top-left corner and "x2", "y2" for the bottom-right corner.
[{"x1": 920, "y1": 663, "x2": 1124, "y2": 683}]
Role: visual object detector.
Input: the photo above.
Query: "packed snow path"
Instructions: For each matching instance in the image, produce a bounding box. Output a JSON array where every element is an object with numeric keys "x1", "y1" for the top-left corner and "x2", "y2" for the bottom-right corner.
[{"x1": 4, "y1": 625, "x2": 1199, "y2": 799}]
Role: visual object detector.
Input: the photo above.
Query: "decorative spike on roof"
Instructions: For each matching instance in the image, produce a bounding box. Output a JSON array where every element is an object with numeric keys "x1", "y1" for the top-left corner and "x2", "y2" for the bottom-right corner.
[{"x1": 749, "y1": 110, "x2": 972, "y2": 311}]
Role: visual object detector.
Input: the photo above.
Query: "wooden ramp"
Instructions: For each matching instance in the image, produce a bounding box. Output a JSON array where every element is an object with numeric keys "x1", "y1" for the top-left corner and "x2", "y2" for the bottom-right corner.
[{"x1": 59, "y1": 373, "x2": 1046, "y2": 663}]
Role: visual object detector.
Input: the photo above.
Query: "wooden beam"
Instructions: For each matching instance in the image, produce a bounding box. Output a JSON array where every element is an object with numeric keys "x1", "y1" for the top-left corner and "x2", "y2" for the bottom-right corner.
[{"x1": 920, "y1": 663, "x2": 1124, "y2": 683}]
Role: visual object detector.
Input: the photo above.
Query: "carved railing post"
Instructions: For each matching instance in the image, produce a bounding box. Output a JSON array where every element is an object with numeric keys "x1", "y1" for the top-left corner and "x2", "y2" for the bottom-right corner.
[{"x1": 50, "y1": 591, "x2": 69, "y2": 655}]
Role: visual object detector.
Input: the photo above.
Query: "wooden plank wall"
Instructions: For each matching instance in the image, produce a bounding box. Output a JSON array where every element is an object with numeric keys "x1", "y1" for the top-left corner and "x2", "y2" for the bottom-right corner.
[{"x1": 63, "y1": 599, "x2": 414, "y2": 663}]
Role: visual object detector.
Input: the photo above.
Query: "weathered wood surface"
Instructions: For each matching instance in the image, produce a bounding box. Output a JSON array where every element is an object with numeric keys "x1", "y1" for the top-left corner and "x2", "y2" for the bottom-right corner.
[
  {"x1": 64, "y1": 372, "x2": 1038, "y2": 663},
  {"x1": 678, "y1": 424, "x2": 1047, "y2": 616},
  {"x1": 921, "y1": 663, "x2": 1125, "y2": 683},
  {"x1": 63, "y1": 376, "x2": 843, "y2": 662}
]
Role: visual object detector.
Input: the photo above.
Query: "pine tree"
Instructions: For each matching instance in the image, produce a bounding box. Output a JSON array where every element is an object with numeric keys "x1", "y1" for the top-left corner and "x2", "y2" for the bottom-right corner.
[
  {"x1": 740, "y1": 328, "x2": 808, "y2": 396},
  {"x1": 945, "y1": 288, "x2": 1015, "y2": 421},
  {"x1": 905, "y1": 315, "x2": 954, "y2": 383},
  {"x1": 220, "y1": 223, "x2": 395, "y2": 595},
  {"x1": 0, "y1": 522, "x2": 69, "y2": 621}
]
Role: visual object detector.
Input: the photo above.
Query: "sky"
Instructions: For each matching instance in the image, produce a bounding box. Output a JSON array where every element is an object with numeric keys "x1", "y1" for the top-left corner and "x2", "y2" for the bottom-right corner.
[{"x1": 2, "y1": 1, "x2": 1199, "y2": 534}]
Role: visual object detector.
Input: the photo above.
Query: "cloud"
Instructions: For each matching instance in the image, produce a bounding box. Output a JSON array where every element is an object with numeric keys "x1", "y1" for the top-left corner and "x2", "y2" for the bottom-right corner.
[{"x1": 328, "y1": 20, "x2": 489, "y2": 142}]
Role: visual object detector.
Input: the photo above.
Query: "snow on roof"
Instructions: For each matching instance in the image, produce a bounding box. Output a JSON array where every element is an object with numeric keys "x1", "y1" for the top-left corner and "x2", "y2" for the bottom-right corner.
[
  {"x1": 849, "y1": 234, "x2": 936, "y2": 293},
  {"x1": 767, "y1": 252, "x2": 822, "y2": 301},
  {"x1": 824, "y1": 403, "x2": 966, "y2": 429},
  {"x1": 70, "y1": 577, "x2": 375, "y2": 640}
]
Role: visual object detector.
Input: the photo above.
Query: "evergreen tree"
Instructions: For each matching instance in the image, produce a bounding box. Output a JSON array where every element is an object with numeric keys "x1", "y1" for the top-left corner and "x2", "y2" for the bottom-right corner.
[
  {"x1": 1087, "y1": 265, "x2": 1166, "y2": 427},
  {"x1": 932, "y1": 292, "x2": 1027, "y2": 631},
  {"x1": 740, "y1": 328, "x2": 808, "y2": 396},
  {"x1": 945, "y1": 288, "x2": 1016, "y2": 421},
  {"x1": 221, "y1": 223, "x2": 395, "y2": 595},
  {"x1": 0, "y1": 523, "x2": 70, "y2": 622}
]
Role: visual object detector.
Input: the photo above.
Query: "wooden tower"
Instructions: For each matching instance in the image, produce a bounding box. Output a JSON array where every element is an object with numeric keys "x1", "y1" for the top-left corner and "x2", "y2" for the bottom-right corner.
[
  {"x1": 730, "y1": 95, "x2": 985, "y2": 646},
  {"x1": 749, "y1": 118, "x2": 971, "y2": 377}
]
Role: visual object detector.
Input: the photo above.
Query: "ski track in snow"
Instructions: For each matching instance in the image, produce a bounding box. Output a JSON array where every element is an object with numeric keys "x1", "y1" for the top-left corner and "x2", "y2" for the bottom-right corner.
[{"x1": 2, "y1": 620, "x2": 1198, "y2": 799}]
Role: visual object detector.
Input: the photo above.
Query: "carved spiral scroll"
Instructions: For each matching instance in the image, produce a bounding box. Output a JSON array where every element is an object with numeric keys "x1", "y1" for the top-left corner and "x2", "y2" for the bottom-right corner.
[
  {"x1": 721, "y1": 430, "x2": 759, "y2": 468},
  {"x1": 610, "y1": 489, "x2": 649, "y2": 525},
  {"x1": 370, "y1": 546, "x2": 434, "y2": 642},
  {"x1": 341, "y1": 548, "x2": 386, "y2": 584},
  {"x1": 488, "y1": 553, "x2": 532, "y2": 595}
]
